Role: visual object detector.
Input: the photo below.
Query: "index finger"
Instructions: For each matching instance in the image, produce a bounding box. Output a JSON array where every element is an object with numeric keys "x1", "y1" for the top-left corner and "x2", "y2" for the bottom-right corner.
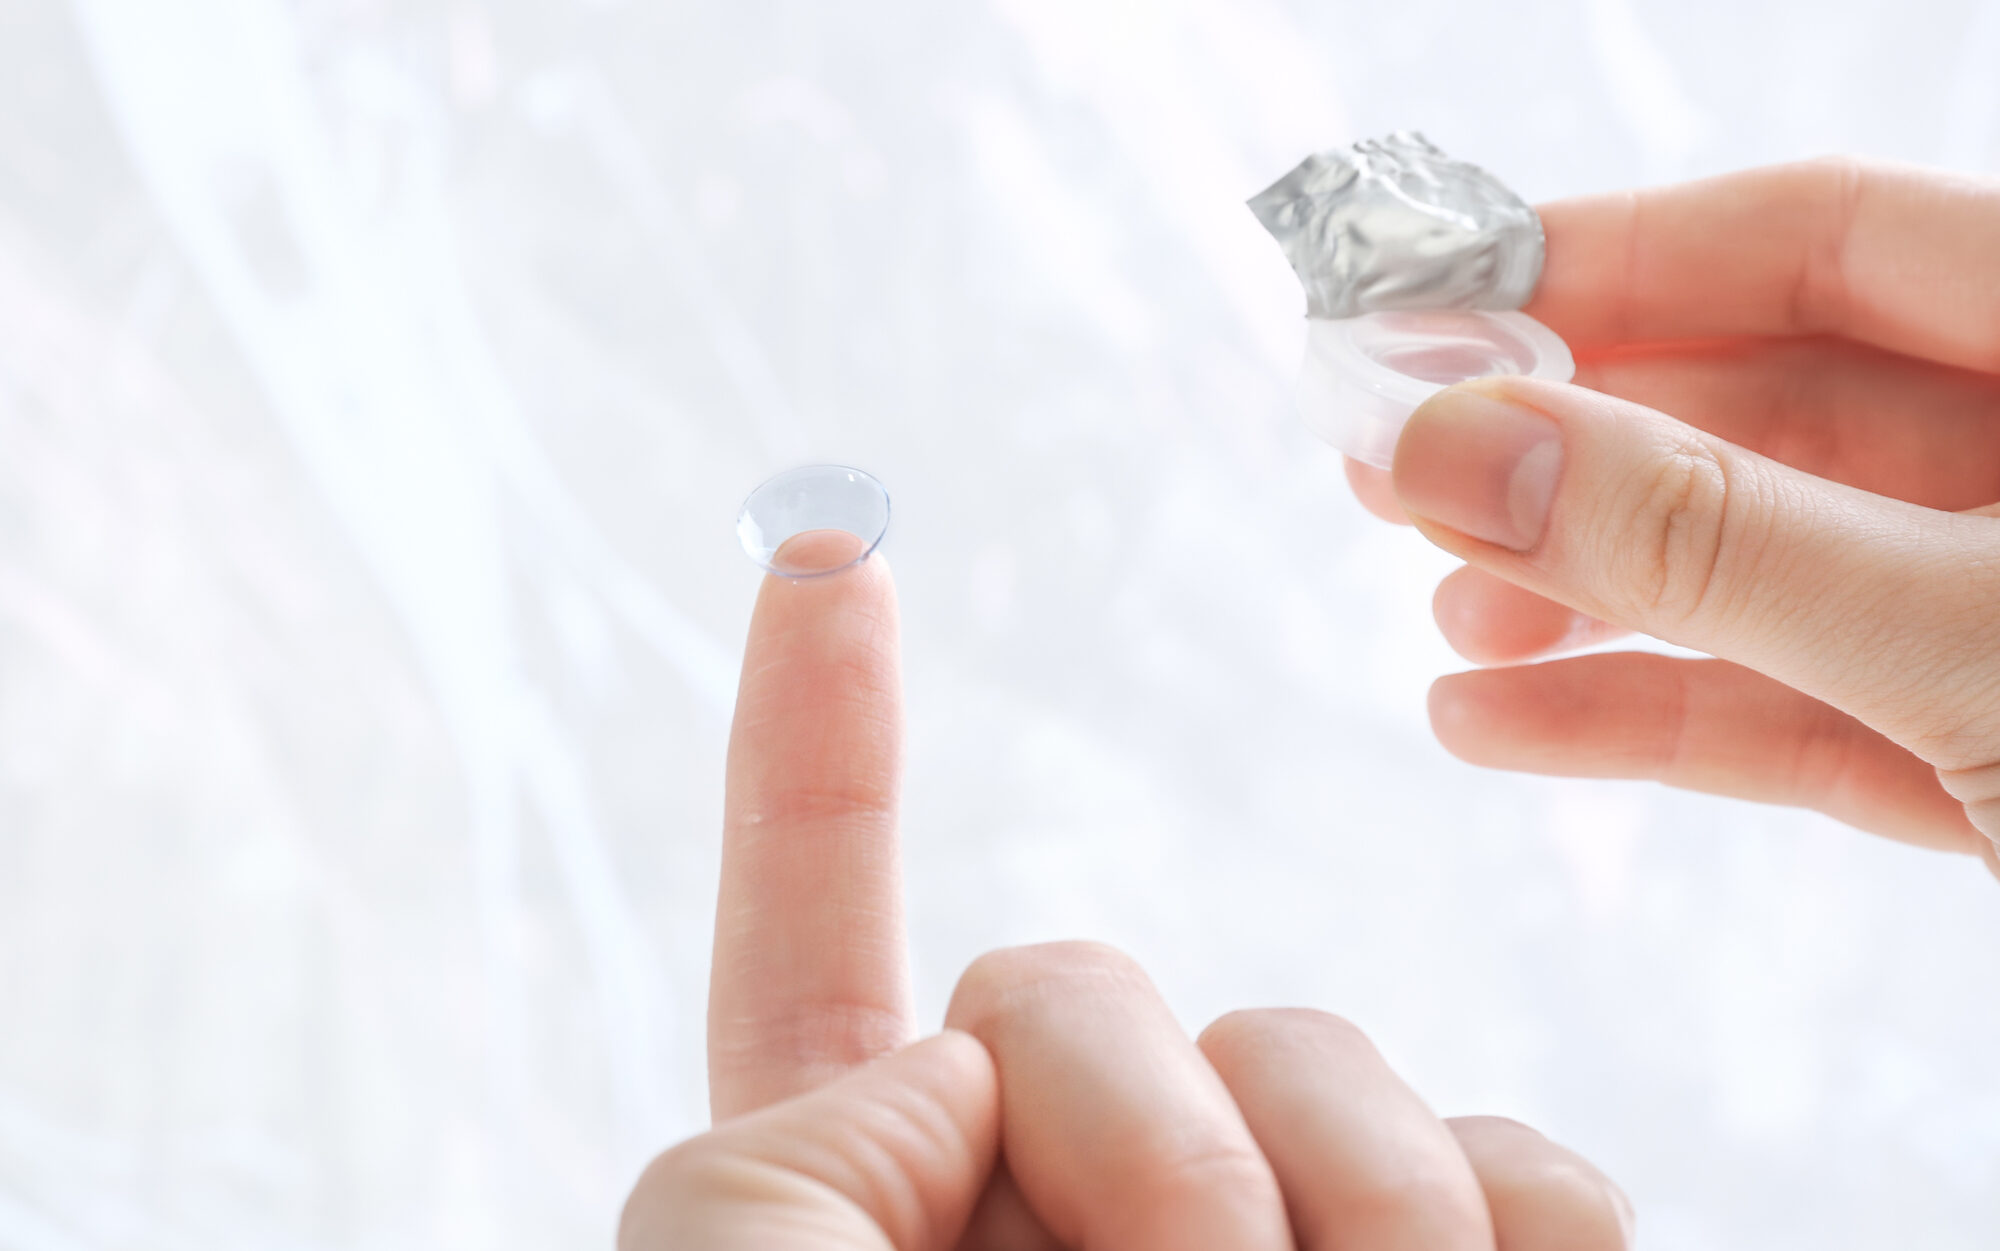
[
  {"x1": 709, "y1": 531, "x2": 913, "y2": 1121},
  {"x1": 1528, "y1": 158, "x2": 2000, "y2": 373}
]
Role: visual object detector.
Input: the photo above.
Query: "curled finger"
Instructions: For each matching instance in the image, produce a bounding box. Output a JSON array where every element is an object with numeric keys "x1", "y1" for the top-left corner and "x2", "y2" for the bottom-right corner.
[
  {"x1": 1429, "y1": 653, "x2": 1983, "y2": 854},
  {"x1": 1447, "y1": 1116, "x2": 1633, "y2": 1251},
  {"x1": 1197, "y1": 1008, "x2": 1493, "y2": 1251},
  {"x1": 945, "y1": 942, "x2": 1294, "y2": 1251}
]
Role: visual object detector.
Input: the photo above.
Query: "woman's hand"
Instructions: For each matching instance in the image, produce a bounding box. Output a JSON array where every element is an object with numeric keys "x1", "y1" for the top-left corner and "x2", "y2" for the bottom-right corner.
[
  {"x1": 619, "y1": 533, "x2": 1632, "y2": 1249},
  {"x1": 1347, "y1": 158, "x2": 2000, "y2": 873}
]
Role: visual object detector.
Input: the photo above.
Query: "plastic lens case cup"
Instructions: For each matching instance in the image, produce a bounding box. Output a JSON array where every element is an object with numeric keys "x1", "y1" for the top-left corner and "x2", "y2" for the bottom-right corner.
[{"x1": 1296, "y1": 309, "x2": 1574, "y2": 468}]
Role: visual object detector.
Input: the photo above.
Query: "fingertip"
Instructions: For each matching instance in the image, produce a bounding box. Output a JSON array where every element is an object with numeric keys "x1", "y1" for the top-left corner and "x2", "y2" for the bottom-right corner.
[
  {"x1": 1426, "y1": 664, "x2": 1594, "y2": 774},
  {"x1": 741, "y1": 536, "x2": 900, "y2": 691},
  {"x1": 768, "y1": 527, "x2": 870, "y2": 574},
  {"x1": 1426, "y1": 672, "x2": 1493, "y2": 763},
  {"x1": 1430, "y1": 570, "x2": 1483, "y2": 657},
  {"x1": 1433, "y1": 566, "x2": 1624, "y2": 666},
  {"x1": 1391, "y1": 380, "x2": 1567, "y2": 554},
  {"x1": 1345, "y1": 455, "x2": 1413, "y2": 524},
  {"x1": 755, "y1": 537, "x2": 895, "y2": 613}
]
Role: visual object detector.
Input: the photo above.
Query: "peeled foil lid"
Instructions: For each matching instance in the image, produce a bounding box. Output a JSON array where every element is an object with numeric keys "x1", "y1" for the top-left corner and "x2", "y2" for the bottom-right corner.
[{"x1": 1248, "y1": 132, "x2": 1544, "y2": 319}]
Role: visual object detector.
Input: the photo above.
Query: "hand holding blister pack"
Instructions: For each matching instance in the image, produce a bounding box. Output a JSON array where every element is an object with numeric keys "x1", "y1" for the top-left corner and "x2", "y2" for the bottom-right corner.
[{"x1": 1250, "y1": 133, "x2": 1574, "y2": 467}]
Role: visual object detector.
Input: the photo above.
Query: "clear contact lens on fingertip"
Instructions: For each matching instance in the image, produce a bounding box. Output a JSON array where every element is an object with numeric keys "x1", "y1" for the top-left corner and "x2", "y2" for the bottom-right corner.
[{"x1": 736, "y1": 464, "x2": 891, "y2": 578}]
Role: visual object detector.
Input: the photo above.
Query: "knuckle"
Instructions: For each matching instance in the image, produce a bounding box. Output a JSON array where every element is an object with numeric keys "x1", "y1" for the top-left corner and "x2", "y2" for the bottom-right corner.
[
  {"x1": 627, "y1": 1137, "x2": 704, "y2": 1201},
  {"x1": 965, "y1": 939, "x2": 1140, "y2": 988},
  {"x1": 1198, "y1": 1007, "x2": 1369, "y2": 1065},
  {"x1": 743, "y1": 772, "x2": 897, "y2": 827},
  {"x1": 949, "y1": 940, "x2": 1145, "y2": 1025},
  {"x1": 1338, "y1": 1162, "x2": 1491, "y2": 1240},
  {"x1": 1787, "y1": 155, "x2": 1866, "y2": 335},
  {"x1": 1195, "y1": 1007, "x2": 1279, "y2": 1056},
  {"x1": 1937, "y1": 760, "x2": 2000, "y2": 843},
  {"x1": 1797, "y1": 152, "x2": 1870, "y2": 207},
  {"x1": 1448, "y1": 1113, "x2": 1544, "y2": 1141},
  {"x1": 1969, "y1": 798, "x2": 2000, "y2": 844},
  {"x1": 1450, "y1": 1117, "x2": 1635, "y2": 1251},
  {"x1": 1908, "y1": 616, "x2": 2000, "y2": 767},
  {"x1": 1801, "y1": 151, "x2": 1869, "y2": 176},
  {"x1": 1125, "y1": 1135, "x2": 1282, "y2": 1214},
  {"x1": 710, "y1": 997, "x2": 909, "y2": 1086},
  {"x1": 1289, "y1": 1006, "x2": 1369, "y2": 1046},
  {"x1": 620, "y1": 1135, "x2": 879, "y2": 1251},
  {"x1": 1513, "y1": 1156, "x2": 1637, "y2": 1250},
  {"x1": 1607, "y1": 436, "x2": 1739, "y2": 631},
  {"x1": 616, "y1": 1140, "x2": 722, "y2": 1250}
]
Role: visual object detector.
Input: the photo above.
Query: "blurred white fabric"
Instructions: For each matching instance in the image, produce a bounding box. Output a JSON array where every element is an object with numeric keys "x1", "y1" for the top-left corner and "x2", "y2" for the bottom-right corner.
[{"x1": 2, "y1": 0, "x2": 1998, "y2": 1247}]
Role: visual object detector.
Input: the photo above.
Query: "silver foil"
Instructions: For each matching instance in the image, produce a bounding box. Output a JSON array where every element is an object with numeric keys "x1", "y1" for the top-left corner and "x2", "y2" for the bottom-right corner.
[{"x1": 1248, "y1": 132, "x2": 1543, "y2": 319}]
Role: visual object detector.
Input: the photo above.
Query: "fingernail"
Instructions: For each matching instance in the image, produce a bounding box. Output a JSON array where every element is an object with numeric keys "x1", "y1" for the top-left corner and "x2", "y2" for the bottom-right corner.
[{"x1": 1394, "y1": 387, "x2": 1564, "y2": 551}]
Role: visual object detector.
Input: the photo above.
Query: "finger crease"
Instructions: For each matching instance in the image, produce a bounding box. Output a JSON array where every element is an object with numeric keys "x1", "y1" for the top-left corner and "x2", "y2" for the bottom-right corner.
[
  {"x1": 1656, "y1": 662, "x2": 1697, "y2": 785},
  {"x1": 1789, "y1": 159, "x2": 1863, "y2": 337}
]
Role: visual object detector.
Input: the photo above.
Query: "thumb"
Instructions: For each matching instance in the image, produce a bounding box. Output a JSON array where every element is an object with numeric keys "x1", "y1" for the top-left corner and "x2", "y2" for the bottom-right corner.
[
  {"x1": 1389, "y1": 377, "x2": 2000, "y2": 785},
  {"x1": 620, "y1": 1031, "x2": 999, "y2": 1251}
]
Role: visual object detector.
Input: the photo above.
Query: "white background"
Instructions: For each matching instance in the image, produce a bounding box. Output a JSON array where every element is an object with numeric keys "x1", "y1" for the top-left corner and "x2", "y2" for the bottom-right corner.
[{"x1": 3, "y1": 0, "x2": 1999, "y2": 1247}]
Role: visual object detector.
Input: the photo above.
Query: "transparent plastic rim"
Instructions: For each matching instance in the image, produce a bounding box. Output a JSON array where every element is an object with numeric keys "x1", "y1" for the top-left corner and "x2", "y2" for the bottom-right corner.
[
  {"x1": 1320, "y1": 310, "x2": 1573, "y2": 408},
  {"x1": 1295, "y1": 310, "x2": 1576, "y2": 469}
]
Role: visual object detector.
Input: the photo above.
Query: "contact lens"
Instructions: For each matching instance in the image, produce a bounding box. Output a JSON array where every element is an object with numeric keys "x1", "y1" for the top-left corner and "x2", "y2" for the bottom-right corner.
[{"x1": 735, "y1": 465, "x2": 891, "y2": 578}]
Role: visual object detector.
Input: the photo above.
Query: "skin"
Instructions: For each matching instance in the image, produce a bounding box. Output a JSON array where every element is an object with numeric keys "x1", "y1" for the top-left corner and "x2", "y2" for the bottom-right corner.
[
  {"x1": 1345, "y1": 157, "x2": 2000, "y2": 876},
  {"x1": 618, "y1": 153, "x2": 2000, "y2": 1242},
  {"x1": 620, "y1": 531, "x2": 1633, "y2": 1250}
]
